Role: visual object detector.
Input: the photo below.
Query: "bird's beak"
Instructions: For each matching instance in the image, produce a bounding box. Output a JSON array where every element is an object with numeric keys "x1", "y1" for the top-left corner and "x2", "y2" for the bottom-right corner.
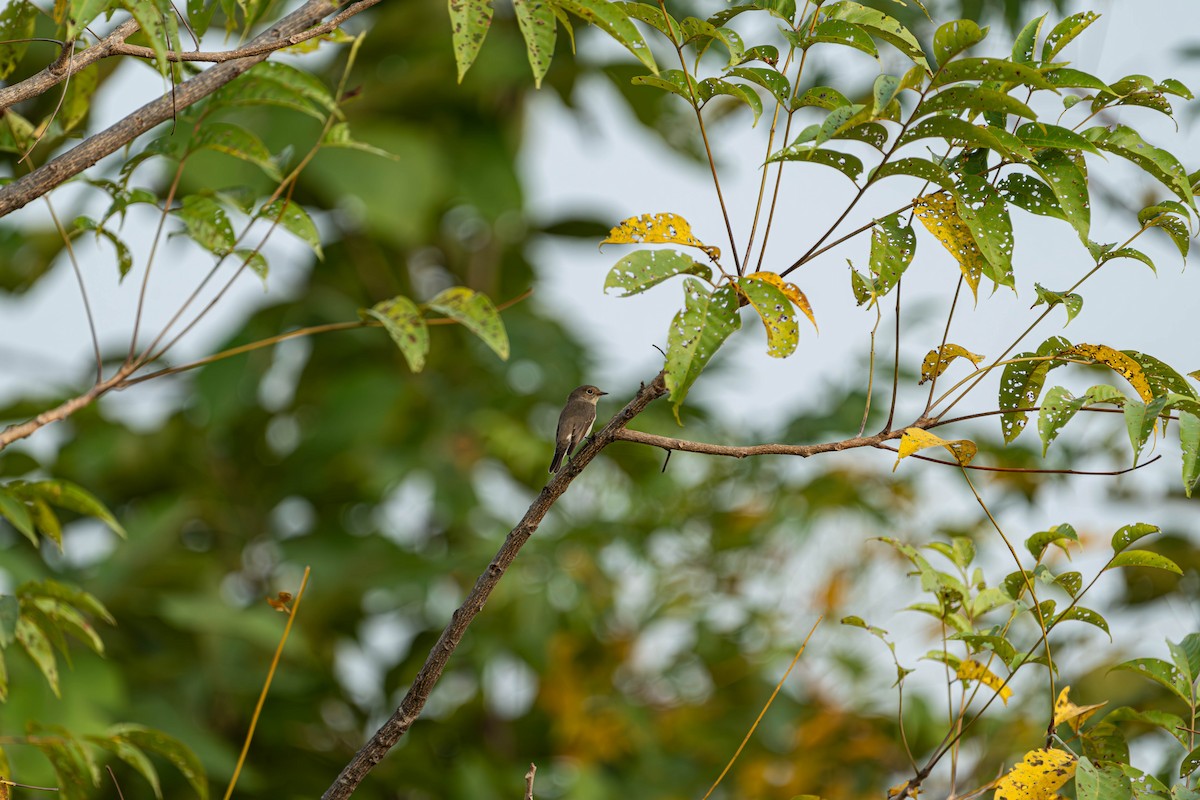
[{"x1": 599, "y1": 391, "x2": 609, "y2": 396}]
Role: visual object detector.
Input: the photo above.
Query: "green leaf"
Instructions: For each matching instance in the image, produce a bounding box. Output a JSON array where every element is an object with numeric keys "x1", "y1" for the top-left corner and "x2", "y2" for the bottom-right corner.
[
  {"x1": 109, "y1": 724, "x2": 209, "y2": 800},
  {"x1": 73, "y1": 216, "x2": 135, "y2": 280},
  {"x1": 513, "y1": 0, "x2": 556, "y2": 87},
  {"x1": 1107, "y1": 550, "x2": 1182, "y2": 576},
  {"x1": 867, "y1": 214, "x2": 914, "y2": 298},
  {"x1": 1085, "y1": 125, "x2": 1195, "y2": 209},
  {"x1": 1053, "y1": 606, "x2": 1110, "y2": 638},
  {"x1": 1000, "y1": 173, "x2": 1065, "y2": 221},
  {"x1": 1029, "y1": 150, "x2": 1090, "y2": 243},
  {"x1": 916, "y1": 85, "x2": 1036, "y2": 120},
  {"x1": 898, "y1": 117, "x2": 1019, "y2": 158},
  {"x1": 11, "y1": 480, "x2": 126, "y2": 538},
  {"x1": 1182, "y1": 746, "x2": 1200, "y2": 780},
  {"x1": 738, "y1": 274, "x2": 799, "y2": 358},
  {"x1": 932, "y1": 19, "x2": 985, "y2": 66},
  {"x1": 426, "y1": 286, "x2": 509, "y2": 360},
  {"x1": 1044, "y1": 67, "x2": 1115, "y2": 95},
  {"x1": 665, "y1": 280, "x2": 741, "y2": 420},
  {"x1": 0, "y1": 1, "x2": 39, "y2": 79},
  {"x1": 794, "y1": 85, "x2": 850, "y2": 110},
  {"x1": 954, "y1": 633, "x2": 1017, "y2": 668},
  {"x1": 1037, "y1": 386, "x2": 1083, "y2": 455},
  {"x1": 31, "y1": 597, "x2": 104, "y2": 654},
  {"x1": 1055, "y1": 571, "x2": 1082, "y2": 597},
  {"x1": 16, "y1": 617, "x2": 59, "y2": 696},
  {"x1": 823, "y1": 1, "x2": 929, "y2": 72},
  {"x1": 0, "y1": 487, "x2": 37, "y2": 546},
  {"x1": 87, "y1": 734, "x2": 163, "y2": 799},
  {"x1": 362, "y1": 296, "x2": 429, "y2": 372},
  {"x1": 955, "y1": 174, "x2": 1013, "y2": 288},
  {"x1": 1139, "y1": 210, "x2": 1190, "y2": 261},
  {"x1": 1111, "y1": 522, "x2": 1160, "y2": 554},
  {"x1": 190, "y1": 122, "x2": 283, "y2": 182},
  {"x1": 174, "y1": 195, "x2": 235, "y2": 256},
  {"x1": 1110, "y1": 657, "x2": 1190, "y2": 703},
  {"x1": 686, "y1": 21, "x2": 744, "y2": 67},
  {"x1": 261, "y1": 199, "x2": 323, "y2": 260},
  {"x1": 1123, "y1": 395, "x2": 1168, "y2": 462},
  {"x1": 766, "y1": 145, "x2": 863, "y2": 182},
  {"x1": 321, "y1": 122, "x2": 400, "y2": 160},
  {"x1": 697, "y1": 78, "x2": 763, "y2": 124},
  {"x1": 796, "y1": 19, "x2": 877, "y2": 58},
  {"x1": 1097, "y1": 246, "x2": 1156, "y2": 273},
  {"x1": 1042, "y1": 11, "x2": 1100, "y2": 62},
  {"x1": 1010, "y1": 14, "x2": 1045, "y2": 63},
  {"x1": 604, "y1": 250, "x2": 711, "y2": 296},
  {"x1": 1076, "y1": 756, "x2": 1132, "y2": 800},
  {"x1": 871, "y1": 74, "x2": 901, "y2": 117},
  {"x1": 1106, "y1": 707, "x2": 1188, "y2": 747},
  {"x1": 632, "y1": 69, "x2": 698, "y2": 105},
  {"x1": 448, "y1": 0, "x2": 494, "y2": 82},
  {"x1": 930, "y1": 56, "x2": 1055, "y2": 90},
  {"x1": 0, "y1": 594, "x2": 18, "y2": 647},
  {"x1": 1032, "y1": 284, "x2": 1082, "y2": 325},
  {"x1": 1015, "y1": 122, "x2": 1101, "y2": 155},
  {"x1": 59, "y1": 62, "x2": 100, "y2": 133},
  {"x1": 999, "y1": 336, "x2": 1069, "y2": 443},
  {"x1": 556, "y1": 0, "x2": 657, "y2": 74},
  {"x1": 21, "y1": 579, "x2": 114, "y2": 624},
  {"x1": 870, "y1": 157, "x2": 955, "y2": 193},
  {"x1": 1181, "y1": 412, "x2": 1200, "y2": 497},
  {"x1": 725, "y1": 66, "x2": 790, "y2": 106},
  {"x1": 1025, "y1": 522, "x2": 1078, "y2": 560},
  {"x1": 212, "y1": 61, "x2": 337, "y2": 120},
  {"x1": 618, "y1": 2, "x2": 680, "y2": 40}
]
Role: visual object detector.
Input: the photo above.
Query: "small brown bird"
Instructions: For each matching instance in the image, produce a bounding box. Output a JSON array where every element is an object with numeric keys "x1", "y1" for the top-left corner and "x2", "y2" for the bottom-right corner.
[{"x1": 548, "y1": 385, "x2": 608, "y2": 473}]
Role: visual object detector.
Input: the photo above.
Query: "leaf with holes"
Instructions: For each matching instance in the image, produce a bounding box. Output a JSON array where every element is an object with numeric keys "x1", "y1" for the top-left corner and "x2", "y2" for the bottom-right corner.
[
  {"x1": 867, "y1": 214, "x2": 914, "y2": 299},
  {"x1": 697, "y1": 78, "x2": 763, "y2": 124},
  {"x1": 1015, "y1": 122, "x2": 1101, "y2": 155},
  {"x1": 932, "y1": 56, "x2": 1053, "y2": 90},
  {"x1": 738, "y1": 274, "x2": 799, "y2": 358},
  {"x1": 665, "y1": 280, "x2": 740, "y2": 421},
  {"x1": 919, "y1": 344, "x2": 982, "y2": 385},
  {"x1": 1042, "y1": 11, "x2": 1099, "y2": 61},
  {"x1": 1110, "y1": 657, "x2": 1190, "y2": 702},
  {"x1": 872, "y1": 158, "x2": 956, "y2": 193},
  {"x1": 1028, "y1": 150, "x2": 1090, "y2": 244},
  {"x1": 603, "y1": 212, "x2": 719, "y2": 260},
  {"x1": 956, "y1": 659, "x2": 1011, "y2": 703},
  {"x1": 914, "y1": 191, "x2": 984, "y2": 298},
  {"x1": 261, "y1": 199, "x2": 323, "y2": 260},
  {"x1": 109, "y1": 724, "x2": 209, "y2": 800},
  {"x1": 632, "y1": 70, "x2": 699, "y2": 105},
  {"x1": 1111, "y1": 522, "x2": 1160, "y2": 554},
  {"x1": 1025, "y1": 522, "x2": 1078, "y2": 560},
  {"x1": 0, "y1": 1, "x2": 38, "y2": 79},
  {"x1": 1032, "y1": 283, "x2": 1082, "y2": 325},
  {"x1": 999, "y1": 336, "x2": 1070, "y2": 443},
  {"x1": 993, "y1": 749, "x2": 1077, "y2": 800},
  {"x1": 823, "y1": 1, "x2": 929, "y2": 72},
  {"x1": 174, "y1": 196, "x2": 235, "y2": 256},
  {"x1": 725, "y1": 66, "x2": 791, "y2": 107},
  {"x1": 954, "y1": 174, "x2": 1014, "y2": 289},
  {"x1": 897, "y1": 117, "x2": 1020, "y2": 158},
  {"x1": 765, "y1": 145, "x2": 863, "y2": 183},
  {"x1": 1085, "y1": 125, "x2": 1195, "y2": 209},
  {"x1": 932, "y1": 18, "x2": 986, "y2": 66},
  {"x1": 916, "y1": 85, "x2": 1036, "y2": 119},
  {"x1": 604, "y1": 250, "x2": 712, "y2": 296},
  {"x1": 1054, "y1": 606, "x2": 1110, "y2": 639},
  {"x1": 754, "y1": 272, "x2": 816, "y2": 333},
  {"x1": 191, "y1": 122, "x2": 282, "y2": 181},
  {"x1": 1182, "y1": 412, "x2": 1200, "y2": 497},
  {"x1": 1106, "y1": 550, "x2": 1183, "y2": 576},
  {"x1": 1066, "y1": 344, "x2": 1154, "y2": 402},
  {"x1": 795, "y1": 19, "x2": 877, "y2": 58}
]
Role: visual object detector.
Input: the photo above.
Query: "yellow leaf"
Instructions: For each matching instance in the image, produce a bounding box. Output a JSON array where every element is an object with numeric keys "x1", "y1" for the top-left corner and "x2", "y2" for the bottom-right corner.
[
  {"x1": 1065, "y1": 344, "x2": 1154, "y2": 402},
  {"x1": 956, "y1": 659, "x2": 1013, "y2": 704},
  {"x1": 602, "y1": 212, "x2": 721, "y2": 260},
  {"x1": 887, "y1": 782, "x2": 920, "y2": 798},
  {"x1": 919, "y1": 343, "x2": 984, "y2": 384},
  {"x1": 993, "y1": 748, "x2": 1077, "y2": 800},
  {"x1": 914, "y1": 192, "x2": 983, "y2": 300},
  {"x1": 894, "y1": 428, "x2": 977, "y2": 469},
  {"x1": 755, "y1": 271, "x2": 819, "y2": 333},
  {"x1": 1052, "y1": 686, "x2": 1106, "y2": 732}
]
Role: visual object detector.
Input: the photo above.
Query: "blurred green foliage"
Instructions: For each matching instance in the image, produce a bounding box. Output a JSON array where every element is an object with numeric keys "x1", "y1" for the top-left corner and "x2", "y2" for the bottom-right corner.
[{"x1": 1, "y1": 0, "x2": 1197, "y2": 798}]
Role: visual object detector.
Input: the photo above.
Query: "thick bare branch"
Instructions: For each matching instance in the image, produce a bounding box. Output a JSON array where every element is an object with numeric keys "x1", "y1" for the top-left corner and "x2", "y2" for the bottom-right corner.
[
  {"x1": 0, "y1": 0, "x2": 344, "y2": 219},
  {"x1": 321, "y1": 374, "x2": 671, "y2": 800},
  {"x1": 613, "y1": 426, "x2": 904, "y2": 458},
  {"x1": 0, "y1": 19, "x2": 140, "y2": 111}
]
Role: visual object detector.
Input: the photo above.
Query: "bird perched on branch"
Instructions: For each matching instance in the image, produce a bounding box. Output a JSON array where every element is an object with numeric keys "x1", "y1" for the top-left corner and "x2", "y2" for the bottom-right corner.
[{"x1": 549, "y1": 385, "x2": 608, "y2": 473}]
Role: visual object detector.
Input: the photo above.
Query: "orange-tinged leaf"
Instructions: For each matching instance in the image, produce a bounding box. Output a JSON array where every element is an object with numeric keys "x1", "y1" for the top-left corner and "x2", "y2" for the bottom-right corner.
[
  {"x1": 754, "y1": 271, "x2": 818, "y2": 332},
  {"x1": 920, "y1": 343, "x2": 983, "y2": 384},
  {"x1": 602, "y1": 212, "x2": 721, "y2": 260},
  {"x1": 1052, "y1": 686, "x2": 1106, "y2": 731},
  {"x1": 1065, "y1": 344, "x2": 1154, "y2": 401},
  {"x1": 993, "y1": 748, "x2": 1076, "y2": 800},
  {"x1": 895, "y1": 428, "x2": 977, "y2": 469},
  {"x1": 738, "y1": 274, "x2": 799, "y2": 358},
  {"x1": 956, "y1": 659, "x2": 1013, "y2": 704},
  {"x1": 914, "y1": 191, "x2": 983, "y2": 299}
]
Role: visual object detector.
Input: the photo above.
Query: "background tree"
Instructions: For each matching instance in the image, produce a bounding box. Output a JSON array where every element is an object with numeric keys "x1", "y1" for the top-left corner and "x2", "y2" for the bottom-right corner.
[{"x1": 1, "y1": 1, "x2": 1198, "y2": 799}]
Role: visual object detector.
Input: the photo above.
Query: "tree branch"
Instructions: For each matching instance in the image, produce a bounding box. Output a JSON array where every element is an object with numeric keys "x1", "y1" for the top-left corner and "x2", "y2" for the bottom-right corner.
[
  {"x1": 109, "y1": 0, "x2": 382, "y2": 63},
  {"x1": 0, "y1": 19, "x2": 140, "y2": 111},
  {"x1": 321, "y1": 374, "x2": 670, "y2": 800},
  {"x1": 612, "y1": 426, "x2": 904, "y2": 458},
  {"x1": 0, "y1": 0, "x2": 345, "y2": 219}
]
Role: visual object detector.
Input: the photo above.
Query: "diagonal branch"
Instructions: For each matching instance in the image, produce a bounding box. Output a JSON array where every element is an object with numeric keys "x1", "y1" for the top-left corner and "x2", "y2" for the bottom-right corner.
[
  {"x1": 321, "y1": 373, "x2": 670, "y2": 800},
  {"x1": 0, "y1": 19, "x2": 140, "y2": 111},
  {"x1": 0, "y1": 0, "x2": 346, "y2": 219}
]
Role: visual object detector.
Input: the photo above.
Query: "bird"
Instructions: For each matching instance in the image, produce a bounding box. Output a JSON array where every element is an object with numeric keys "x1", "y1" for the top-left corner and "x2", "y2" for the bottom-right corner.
[{"x1": 548, "y1": 385, "x2": 608, "y2": 473}]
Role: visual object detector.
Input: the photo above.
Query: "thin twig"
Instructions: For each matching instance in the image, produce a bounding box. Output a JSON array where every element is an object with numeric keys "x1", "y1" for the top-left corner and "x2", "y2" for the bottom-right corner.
[
  {"x1": 877, "y1": 445, "x2": 1160, "y2": 476},
  {"x1": 700, "y1": 618, "x2": 821, "y2": 800},
  {"x1": 43, "y1": 194, "x2": 103, "y2": 382},
  {"x1": 523, "y1": 764, "x2": 536, "y2": 800}
]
